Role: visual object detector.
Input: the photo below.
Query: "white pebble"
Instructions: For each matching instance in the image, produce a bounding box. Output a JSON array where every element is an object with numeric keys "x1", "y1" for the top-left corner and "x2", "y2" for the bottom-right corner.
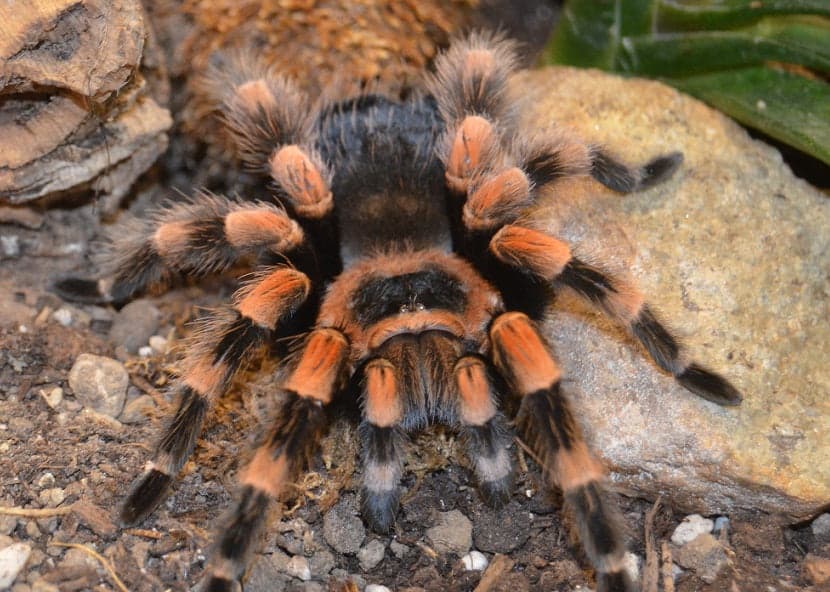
[
  {"x1": 461, "y1": 550, "x2": 488, "y2": 571},
  {"x1": 286, "y1": 555, "x2": 311, "y2": 581},
  {"x1": 39, "y1": 387, "x2": 63, "y2": 409},
  {"x1": 37, "y1": 472, "x2": 56, "y2": 488},
  {"x1": 138, "y1": 346, "x2": 154, "y2": 357},
  {"x1": 52, "y1": 308, "x2": 73, "y2": 326},
  {"x1": 623, "y1": 552, "x2": 640, "y2": 582},
  {"x1": 365, "y1": 586, "x2": 391, "y2": 592},
  {"x1": 149, "y1": 335, "x2": 168, "y2": 354},
  {"x1": 1, "y1": 235, "x2": 20, "y2": 257},
  {"x1": 671, "y1": 514, "x2": 714, "y2": 545},
  {"x1": 0, "y1": 542, "x2": 31, "y2": 588}
]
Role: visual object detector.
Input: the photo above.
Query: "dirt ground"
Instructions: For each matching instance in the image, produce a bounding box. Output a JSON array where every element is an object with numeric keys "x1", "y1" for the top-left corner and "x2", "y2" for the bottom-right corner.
[{"x1": 1, "y1": 65, "x2": 828, "y2": 592}]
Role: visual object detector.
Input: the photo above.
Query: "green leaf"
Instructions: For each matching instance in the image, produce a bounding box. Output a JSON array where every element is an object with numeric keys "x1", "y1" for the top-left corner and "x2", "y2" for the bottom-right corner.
[
  {"x1": 546, "y1": 1, "x2": 620, "y2": 68},
  {"x1": 658, "y1": 0, "x2": 830, "y2": 31},
  {"x1": 617, "y1": 17, "x2": 830, "y2": 76},
  {"x1": 671, "y1": 67, "x2": 830, "y2": 165}
]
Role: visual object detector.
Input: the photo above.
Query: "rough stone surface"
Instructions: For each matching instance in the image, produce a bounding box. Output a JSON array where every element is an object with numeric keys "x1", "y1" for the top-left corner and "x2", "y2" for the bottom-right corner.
[
  {"x1": 322, "y1": 495, "x2": 365, "y2": 555},
  {"x1": 67, "y1": 353, "x2": 128, "y2": 417},
  {"x1": 245, "y1": 553, "x2": 292, "y2": 592},
  {"x1": 673, "y1": 533, "x2": 728, "y2": 583},
  {"x1": 119, "y1": 394, "x2": 156, "y2": 424},
  {"x1": 108, "y1": 300, "x2": 161, "y2": 354},
  {"x1": 358, "y1": 539, "x2": 385, "y2": 572},
  {"x1": 513, "y1": 68, "x2": 830, "y2": 521},
  {"x1": 426, "y1": 510, "x2": 472, "y2": 556},
  {"x1": 803, "y1": 554, "x2": 830, "y2": 586},
  {"x1": 671, "y1": 514, "x2": 714, "y2": 545},
  {"x1": 473, "y1": 503, "x2": 531, "y2": 553},
  {"x1": 286, "y1": 555, "x2": 311, "y2": 581},
  {"x1": 0, "y1": 543, "x2": 31, "y2": 589},
  {"x1": 812, "y1": 514, "x2": 830, "y2": 540}
]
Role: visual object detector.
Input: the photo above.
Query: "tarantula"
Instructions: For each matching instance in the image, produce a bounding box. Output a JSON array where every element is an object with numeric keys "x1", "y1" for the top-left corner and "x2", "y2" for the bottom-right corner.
[{"x1": 55, "y1": 33, "x2": 741, "y2": 592}]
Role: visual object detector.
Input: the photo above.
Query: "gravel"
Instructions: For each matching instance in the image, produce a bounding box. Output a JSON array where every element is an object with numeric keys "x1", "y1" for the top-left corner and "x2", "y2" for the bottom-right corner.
[
  {"x1": 119, "y1": 394, "x2": 156, "y2": 424},
  {"x1": 358, "y1": 539, "x2": 385, "y2": 572},
  {"x1": 67, "y1": 353, "x2": 129, "y2": 417},
  {"x1": 426, "y1": 510, "x2": 472, "y2": 556},
  {"x1": 323, "y1": 495, "x2": 366, "y2": 555},
  {"x1": 670, "y1": 514, "x2": 714, "y2": 545},
  {"x1": 811, "y1": 513, "x2": 830, "y2": 540},
  {"x1": 108, "y1": 299, "x2": 160, "y2": 353},
  {"x1": 673, "y1": 533, "x2": 728, "y2": 583},
  {"x1": 286, "y1": 555, "x2": 311, "y2": 581},
  {"x1": 461, "y1": 550, "x2": 488, "y2": 571},
  {"x1": 0, "y1": 543, "x2": 32, "y2": 589}
]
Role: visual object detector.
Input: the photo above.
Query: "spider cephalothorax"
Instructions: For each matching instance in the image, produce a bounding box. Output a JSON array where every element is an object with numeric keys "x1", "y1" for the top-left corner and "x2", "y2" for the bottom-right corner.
[{"x1": 55, "y1": 32, "x2": 741, "y2": 592}]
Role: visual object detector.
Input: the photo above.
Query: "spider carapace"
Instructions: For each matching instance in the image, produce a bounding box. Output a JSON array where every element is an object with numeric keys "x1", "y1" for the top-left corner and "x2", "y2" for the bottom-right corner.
[{"x1": 55, "y1": 33, "x2": 741, "y2": 592}]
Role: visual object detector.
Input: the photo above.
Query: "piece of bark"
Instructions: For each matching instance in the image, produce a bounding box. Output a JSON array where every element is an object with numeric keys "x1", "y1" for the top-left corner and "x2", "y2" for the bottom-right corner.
[{"x1": 0, "y1": 0, "x2": 172, "y2": 205}]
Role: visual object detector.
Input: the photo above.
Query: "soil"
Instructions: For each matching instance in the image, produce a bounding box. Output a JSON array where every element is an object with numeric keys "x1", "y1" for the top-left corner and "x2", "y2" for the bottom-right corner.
[{"x1": 1, "y1": 58, "x2": 827, "y2": 592}]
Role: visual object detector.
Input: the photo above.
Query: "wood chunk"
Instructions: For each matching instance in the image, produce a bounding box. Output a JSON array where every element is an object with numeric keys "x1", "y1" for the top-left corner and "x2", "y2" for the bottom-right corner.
[{"x1": 0, "y1": 0, "x2": 171, "y2": 205}]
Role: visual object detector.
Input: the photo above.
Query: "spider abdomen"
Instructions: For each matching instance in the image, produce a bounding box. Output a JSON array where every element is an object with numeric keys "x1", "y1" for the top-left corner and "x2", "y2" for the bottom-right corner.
[{"x1": 316, "y1": 95, "x2": 454, "y2": 262}]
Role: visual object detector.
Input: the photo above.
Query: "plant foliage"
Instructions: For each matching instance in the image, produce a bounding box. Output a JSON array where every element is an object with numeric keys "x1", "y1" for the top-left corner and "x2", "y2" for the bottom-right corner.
[{"x1": 546, "y1": 1, "x2": 830, "y2": 166}]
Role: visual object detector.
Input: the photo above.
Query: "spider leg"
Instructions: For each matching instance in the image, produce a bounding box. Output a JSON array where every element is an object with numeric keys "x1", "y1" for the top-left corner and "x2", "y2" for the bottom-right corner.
[
  {"x1": 200, "y1": 328, "x2": 349, "y2": 591},
  {"x1": 590, "y1": 148, "x2": 683, "y2": 193},
  {"x1": 52, "y1": 194, "x2": 305, "y2": 304},
  {"x1": 489, "y1": 224, "x2": 741, "y2": 405},
  {"x1": 359, "y1": 357, "x2": 407, "y2": 534},
  {"x1": 454, "y1": 355, "x2": 513, "y2": 507},
  {"x1": 120, "y1": 266, "x2": 311, "y2": 525},
  {"x1": 490, "y1": 312, "x2": 633, "y2": 592},
  {"x1": 204, "y1": 54, "x2": 334, "y2": 220}
]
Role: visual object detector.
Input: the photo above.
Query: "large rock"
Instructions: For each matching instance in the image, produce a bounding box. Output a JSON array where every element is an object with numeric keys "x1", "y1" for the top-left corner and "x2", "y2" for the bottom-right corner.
[{"x1": 510, "y1": 68, "x2": 828, "y2": 522}]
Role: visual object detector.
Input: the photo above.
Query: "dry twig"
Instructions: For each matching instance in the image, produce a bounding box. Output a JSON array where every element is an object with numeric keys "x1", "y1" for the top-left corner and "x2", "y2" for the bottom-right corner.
[
  {"x1": 662, "y1": 540, "x2": 675, "y2": 592},
  {"x1": 642, "y1": 496, "x2": 662, "y2": 592},
  {"x1": 0, "y1": 504, "x2": 74, "y2": 517},
  {"x1": 48, "y1": 542, "x2": 130, "y2": 592}
]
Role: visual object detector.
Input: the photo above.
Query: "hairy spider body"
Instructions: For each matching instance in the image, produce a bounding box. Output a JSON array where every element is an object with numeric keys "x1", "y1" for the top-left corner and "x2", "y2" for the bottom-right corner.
[{"x1": 55, "y1": 33, "x2": 741, "y2": 592}]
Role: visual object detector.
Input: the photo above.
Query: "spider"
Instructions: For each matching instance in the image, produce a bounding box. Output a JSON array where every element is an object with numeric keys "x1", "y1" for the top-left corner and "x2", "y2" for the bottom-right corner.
[{"x1": 55, "y1": 33, "x2": 741, "y2": 592}]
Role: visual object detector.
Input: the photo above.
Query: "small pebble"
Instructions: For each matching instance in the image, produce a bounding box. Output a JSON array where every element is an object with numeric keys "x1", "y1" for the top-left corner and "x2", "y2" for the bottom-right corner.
[
  {"x1": 31, "y1": 581, "x2": 59, "y2": 592},
  {"x1": 811, "y1": 513, "x2": 830, "y2": 539},
  {"x1": 51, "y1": 308, "x2": 73, "y2": 327},
  {"x1": 461, "y1": 550, "x2": 488, "y2": 571},
  {"x1": 389, "y1": 540, "x2": 409, "y2": 559},
  {"x1": 37, "y1": 488, "x2": 65, "y2": 508},
  {"x1": 119, "y1": 395, "x2": 156, "y2": 424},
  {"x1": 0, "y1": 543, "x2": 31, "y2": 588},
  {"x1": 713, "y1": 516, "x2": 730, "y2": 534},
  {"x1": 138, "y1": 346, "x2": 154, "y2": 357},
  {"x1": 365, "y1": 585, "x2": 392, "y2": 592},
  {"x1": 1, "y1": 235, "x2": 20, "y2": 257},
  {"x1": 671, "y1": 514, "x2": 714, "y2": 545},
  {"x1": 426, "y1": 510, "x2": 472, "y2": 555},
  {"x1": 68, "y1": 354, "x2": 129, "y2": 417},
  {"x1": 358, "y1": 540, "x2": 385, "y2": 571},
  {"x1": 323, "y1": 496, "x2": 365, "y2": 555},
  {"x1": 286, "y1": 555, "x2": 311, "y2": 581},
  {"x1": 38, "y1": 387, "x2": 62, "y2": 409},
  {"x1": 109, "y1": 299, "x2": 161, "y2": 353},
  {"x1": 803, "y1": 553, "x2": 830, "y2": 585},
  {"x1": 673, "y1": 533, "x2": 727, "y2": 584},
  {"x1": 149, "y1": 335, "x2": 168, "y2": 354},
  {"x1": 309, "y1": 549, "x2": 335, "y2": 577},
  {"x1": 36, "y1": 473, "x2": 55, "y2": 489},
  {"x1": 623, "y1": 552, "x2": 641, "y2": 583}
]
